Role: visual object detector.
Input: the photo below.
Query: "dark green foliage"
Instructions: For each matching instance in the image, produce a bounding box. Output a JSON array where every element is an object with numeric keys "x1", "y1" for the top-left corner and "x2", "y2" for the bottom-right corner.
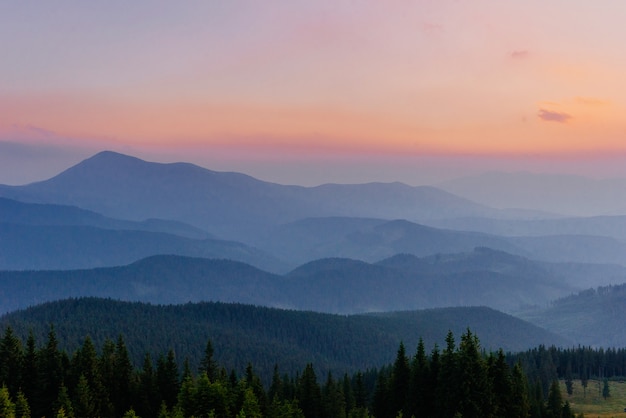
[
  {"x1": 0, "y1": 325, "x2": 572, "y2": 418},
  {"x1": 297, "y1": 364, "x2": 322, "y2": 418},
  {"x1": 0, "y1": 298, "x2": 568, "y2": 386}
]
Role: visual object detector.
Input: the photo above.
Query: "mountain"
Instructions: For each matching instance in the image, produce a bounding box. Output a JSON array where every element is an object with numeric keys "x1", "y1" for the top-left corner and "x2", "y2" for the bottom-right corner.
[
  {"x1": 508, "y1": 234, "x2": 626, "y2": 266},
  {"x1": 0, "y1": 256, "x2": 286, "y2": 314},
  {"x1": 255, "y1": 217, "x2": 528, "y2": 265},
  {"x1": 283, "y1": 248, "x2": 576, "y2": 313},
  {"x1": 517, "y1": 283, "x2": 626, "y2": 347},
  {"x1": 0, "y1": 196, "x2": 211, "y2": 239},
  {"x1": 0, "y1": 196, "x2": 287, "y2": 272},
  {"x1": 0, "y1": 297, "x2": 572, "y2": 380},
  {"x1": 437, "y1": 171, "x2": 626, "y2": 216},
  {"x1": 0, "y1": 250, "x2": 582, "y2": 315},
  {"x1": 0, "y1": 223, "x2": 285, "y2": 273},
  {"x1": 0, "y1": 151, "x2": 515, "y2": 241},
  {"x1": 427, "y1": 215, "x2": 626, "y2": 242},
  {"x1": 258, "y1": 216, "x2": 626, "y2": 270}
]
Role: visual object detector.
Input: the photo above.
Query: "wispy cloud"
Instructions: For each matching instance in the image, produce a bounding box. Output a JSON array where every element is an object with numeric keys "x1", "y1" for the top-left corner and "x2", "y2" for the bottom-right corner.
[
  {"x1": 537, "y1": 109, "x2": 572, "y2": 123},
  {"x1": 510, "y1": 50, "x2": 529, "y2": 59},
  {"x1": 575, "y1": 96, "x2": 609, "y2": 106}
]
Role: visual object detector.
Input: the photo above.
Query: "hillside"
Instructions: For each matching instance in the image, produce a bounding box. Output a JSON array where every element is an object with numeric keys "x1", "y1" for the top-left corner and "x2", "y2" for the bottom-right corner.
[
  {"x1": 427, "y1": 214, "x2": 626, "y2": 242},
  {"x1": 517, "y1": 283, "x2": 626, "y2": 347},
  {"x1": 437, "y1": 171, "x2": 626, "y2": 216},
  {"x1": 264, "y1": 216, "x2": 626, "y2": 270},
  {"x1": 255, "y1": 217, "x2": 527, "y2": 265},
  {"x1": 0, "y1": 250, "x2": 580, "y2": 315},
  {"x1": 0, "y1": 196, "x2": 211, "y2": 239},
  {"x1": 0, "y1": 297, "x2": 571, "y2": 381},
  {"x1": 0, "y1": 222, "x2": 284, "y2": 272}
]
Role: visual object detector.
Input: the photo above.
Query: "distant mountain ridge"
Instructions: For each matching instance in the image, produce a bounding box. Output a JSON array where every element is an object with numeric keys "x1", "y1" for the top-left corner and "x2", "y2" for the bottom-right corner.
[
  {"x1": 0, "y1": 250, "x2": 584, "y2": 315},
  {"x1": 438, "y1": 171, "x2": 626, "y2": 216},
  {"x1": 0, "y1": 150, "x2": 528, "y2": 241}
]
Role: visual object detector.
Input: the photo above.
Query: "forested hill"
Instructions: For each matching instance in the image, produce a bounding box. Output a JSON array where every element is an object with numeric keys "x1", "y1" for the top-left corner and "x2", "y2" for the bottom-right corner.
[
  {"x1": 0, "y1": 250, "x2": 577, "y2": 314},
  {"x1": 518, "y1": 283, "x2": 626, "y2": 347},
  {"x1": 0, "y1": 298, "x2": 571, "y2": 382}
]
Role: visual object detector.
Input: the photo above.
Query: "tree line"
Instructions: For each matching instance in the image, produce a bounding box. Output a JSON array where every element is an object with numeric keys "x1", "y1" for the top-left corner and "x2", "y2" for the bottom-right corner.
[{"x1": 0, "y1": 325, "x2": 582, "y2": 418}]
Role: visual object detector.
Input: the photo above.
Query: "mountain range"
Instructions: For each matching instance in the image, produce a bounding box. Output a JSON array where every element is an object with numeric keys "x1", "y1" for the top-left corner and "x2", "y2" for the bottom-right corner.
[
  {"x1": 2, "y1": 150, "x2": 626, "y2": 352},
  {"x1": 0, "y1": 249, "x2": 602, "y2": 315},
  {"x1": 438, "y1": 171, "x2": 626, "y2": 216},
  {"x1": 0, "y1": 151, "x2": 540, "y2": 241}
]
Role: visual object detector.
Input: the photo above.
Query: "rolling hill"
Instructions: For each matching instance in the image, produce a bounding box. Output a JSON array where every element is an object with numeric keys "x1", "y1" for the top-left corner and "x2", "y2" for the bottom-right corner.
[
  {"x1": 517, "y1": 283, "x2": 626, "y2": 347},
  {"x1": 0, "y1": 250, "x2": 582, "y2": 315},
  {"x1": 0, "y1": 196, "x2": 211, "y2": 239},
  {"x1": 0, "y1": 297, "x2": 572, "y2": 381},
  {"x1": 260, "y1": 216, "x2": 626, "y2": 271},
  {"x1": 0, "y1": 222, "x2": 285, "y2": 273}
]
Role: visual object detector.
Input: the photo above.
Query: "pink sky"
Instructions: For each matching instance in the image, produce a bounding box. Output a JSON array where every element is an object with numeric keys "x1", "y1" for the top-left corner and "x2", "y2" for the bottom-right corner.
[{"x1": 2, "y1": 1, "x2": 626, "y2": 185}]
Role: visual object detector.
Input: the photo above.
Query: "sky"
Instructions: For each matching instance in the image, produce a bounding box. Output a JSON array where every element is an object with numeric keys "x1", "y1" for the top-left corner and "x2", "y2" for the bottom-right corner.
[{"x1": 2, "y1": 1, "x2": 626, "y2": 185}]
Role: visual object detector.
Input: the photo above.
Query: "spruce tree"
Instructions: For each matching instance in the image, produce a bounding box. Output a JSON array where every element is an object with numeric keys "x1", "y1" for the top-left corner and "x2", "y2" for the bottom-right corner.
[
  {"x1": 157, "y1": 349, "x2": 180, "y2": 409},
  {"x1": 546, "y1": 380, "x2": 563, "y2": 418},
  {"x1": 437, "y1": 331, "x2": 460, "y2": 418},
  {"x1": 457, "y1": 329, "x2": 492, "y2": 418},
  {"x1": 14, "y1": 390, "x2": 30, "y2": 418},
  {"x1": 199, "y1": 339, "x2": 218, "y2": 382},
  {"x1": 390, "y1": 342, "x2": 410, "y2": 416},
  {"x1": 0, "y1": 327, "x2": 23, "y2": 397},
  {"x1": 298, "y1": 363, "x2": 322, "y2": 418},
  {"x1": 0, "y1": 386, "x2": 15, "y2": 418}
]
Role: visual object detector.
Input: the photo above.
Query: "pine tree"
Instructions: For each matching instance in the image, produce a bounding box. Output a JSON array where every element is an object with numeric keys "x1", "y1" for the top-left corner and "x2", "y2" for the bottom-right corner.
[
  {"x1": 0, "y1": 385, "x2": 16, "y2": 418},
  {"x1": 510, "y1": 362, "x2": 530, "y2": 418},
  {"x1": 53, "y1": 384, "x2": 75, "y2": 418},
  {"x1": 238, "y1": 387, "x2": 263, "y2": 418},
  {"x1": 602, "y1": 378, "x2": 610, "y2": 399},
  {"x1": 157, "y1": 350, "x2": 180, "y2": 409},
  {"x1": 199, "y1": 339, "x2": 218, "y2": 382},
  {"x1": 177, "y1": 375, "x2": 196, "y2": 418},
  {"x1": 137, "y1": 353, "x2": 159, "y2": 418},
  {"x1": 488, "y1": 350, "x2": 513, "y2": 417},
  {"x1": 73, "y1": 374, "x2": 95, "y2": 418},
  {"x1": 546, "y1": 380, "x2": 563, "y2": 418},
  {"x1": 20, "y1": 332, "x2": 37, "y2": 406},
  {"x1": 565, "y1": 361, "x2": 574, "y2": 396},
  {"x1": 353, "y1": 372, "x2": 367, "y2": 411},
  {"x1": 408, "y1": 338, "x2": 428, "y2": 417},
  {"x1": 297, "y1": 363, "x2": 322, "y2": 418},
  {"x1": 14, "y1": 390, "x2": 30, "y2": 418},
  {"x1": 372, "y1": 369, "x2": 390, "y2": 418},
  {"x1": 322, "y1": 372, "x2": 346, "y2": 418},
  {"x1": 244, "y1": 363, "x2": 267, "y2": 415},
  {"x1": 0, "y1": 327, "x2": 23, "y2": 397},
  {"x1": 437, "y1": 331, "x2": 460, "y2": 417},
  {"x1": 37, "y1": 325, "x2": 64, "y2": 418},
  {"x1": 112, "y1": 335, "x2": 134, "y2": 415},
  {"x1": 269, "y1": 364, "x2": 283, "y2": 402},
  {"x1": 390, "y1": 342, "x2": 410, "y2": 416},
  {"x1": 457, "y1": 329, "x2": 493, "y2": 418}
]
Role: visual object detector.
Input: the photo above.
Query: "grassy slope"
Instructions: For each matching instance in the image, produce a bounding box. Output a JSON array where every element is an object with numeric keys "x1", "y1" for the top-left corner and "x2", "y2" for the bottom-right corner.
[{"x1": 561, "y1": 379, "x2": 626, "y2": 417}]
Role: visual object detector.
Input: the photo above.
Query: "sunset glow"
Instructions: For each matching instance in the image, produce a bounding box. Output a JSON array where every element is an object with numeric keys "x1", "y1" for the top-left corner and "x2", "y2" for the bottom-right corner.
[{"x1": 3, "y1": 1, "x2": 626, "y2": 184}]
